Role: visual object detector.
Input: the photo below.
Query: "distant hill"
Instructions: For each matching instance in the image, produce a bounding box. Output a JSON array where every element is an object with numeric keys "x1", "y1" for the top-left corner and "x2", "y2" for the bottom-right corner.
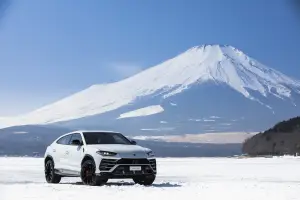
[
  {"x1": 0, "y1": 125, "x2": 72, "y2": 156},
  {"x1": 242, "y1": 116, "x2": 300, "y2": 156}
]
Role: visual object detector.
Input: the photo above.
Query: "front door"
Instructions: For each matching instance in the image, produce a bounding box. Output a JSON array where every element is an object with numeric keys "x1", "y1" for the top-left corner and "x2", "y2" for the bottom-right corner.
[{"x1": 68, "y1": 133, "x2": 85, "y2": 173}]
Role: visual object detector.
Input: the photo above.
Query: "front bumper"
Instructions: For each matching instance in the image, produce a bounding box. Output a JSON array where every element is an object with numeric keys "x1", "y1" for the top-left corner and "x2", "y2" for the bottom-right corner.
[{"x1": 97, "y1": 158, "x2": 156, "y2": 179}]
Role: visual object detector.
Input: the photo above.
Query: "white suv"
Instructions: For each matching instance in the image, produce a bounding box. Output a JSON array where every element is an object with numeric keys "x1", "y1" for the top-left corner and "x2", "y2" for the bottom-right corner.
[{"x1": 44, "y1": 131, "x2": 156, "y2": 186}]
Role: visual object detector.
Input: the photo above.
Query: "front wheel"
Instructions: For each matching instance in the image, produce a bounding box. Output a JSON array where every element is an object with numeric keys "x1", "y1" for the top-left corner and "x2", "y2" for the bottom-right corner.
[
  {"x1": 45, "y1": 160, "x2": 61, "y2": 184},
  {"x1": 81, "y1": 160, "x2": 107, "y2": 186},
  {"x1": 133, "y1": 175, "x2": 156, "y2": 186}
]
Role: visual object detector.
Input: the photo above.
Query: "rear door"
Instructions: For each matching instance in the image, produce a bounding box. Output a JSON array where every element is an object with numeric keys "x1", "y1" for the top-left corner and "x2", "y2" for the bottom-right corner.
[
  {"x1": 54, "y1": 134, "x2": 72, "y2": 170},
  {"x1": 68, "y1": 133, "x2": 85, "y2": 173}
]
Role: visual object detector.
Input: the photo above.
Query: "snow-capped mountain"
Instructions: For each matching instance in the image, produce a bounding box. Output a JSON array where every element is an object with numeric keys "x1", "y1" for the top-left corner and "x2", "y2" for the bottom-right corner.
[{"x1": 1, "y1": 44, "x2": 300, "y2": 135}]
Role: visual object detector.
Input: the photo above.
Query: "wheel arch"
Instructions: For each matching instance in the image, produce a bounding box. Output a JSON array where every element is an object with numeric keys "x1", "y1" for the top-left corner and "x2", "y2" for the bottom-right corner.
[
  {"x1": 44, "y1": 155, "x2": 54, "y2": 166},
  {"x1": 81, "y1": 154, "x2": 95, "y2": 166}
]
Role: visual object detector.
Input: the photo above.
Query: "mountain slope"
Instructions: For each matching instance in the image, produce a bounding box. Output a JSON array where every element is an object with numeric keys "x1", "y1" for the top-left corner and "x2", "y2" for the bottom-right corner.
[
  {"x1": 243, "y1": 116, "x2": 300, "y2": 156},
  {"x1": 1, "y1": 44, "x2": 300, "y2": 132}
]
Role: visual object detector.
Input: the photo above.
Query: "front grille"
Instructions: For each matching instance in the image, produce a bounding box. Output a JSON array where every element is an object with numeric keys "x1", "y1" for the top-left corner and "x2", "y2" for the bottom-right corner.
[
  {"x1": 100, "y1": 159, "x2": 118, "y2": 171},
  {"x1": 112, "y1": 165, "x2": 153, "y2": 175},
  {"x1": 149, "y1": 159, "x2": 157, "y2": 171},
  {"x1": 100, "y1": 158, "x2": 156, "y2": 172},
  {"x1": 116, "y1": 158, "x2": 150, "y2": 165}
]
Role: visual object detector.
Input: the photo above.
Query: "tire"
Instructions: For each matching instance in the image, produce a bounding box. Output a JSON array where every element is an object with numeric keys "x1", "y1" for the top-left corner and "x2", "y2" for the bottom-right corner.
[
  {"x1": 81, "y1": 160, "x2": 106, "y2": 186},
  {"x1": 133, "y1": 175, "x2": 156, "y2": 186},
  {"x1": 45, "y1": 160, "x2": 61, "y2": 184},
  {"x1": 101, "y1": 178, "x2": 109, "y2": 184}
]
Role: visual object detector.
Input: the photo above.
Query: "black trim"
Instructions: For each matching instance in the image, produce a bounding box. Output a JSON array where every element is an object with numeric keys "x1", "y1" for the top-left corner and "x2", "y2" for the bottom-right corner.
[
  {"x1": 97, "y1": 171, "x2": 156, "y2": 179},
  {"x1": 149, "y1": 159, "x2": 157, "y2": 171},
  {"x1": 98, "y1": 163, "x2": 156, "y2": 179},
  {"x1": 99, "y1": 159, "x2": 118, "y2": 171},
  {"x1": 117, "y1": 158, "x2": 150, "y2": 165}
]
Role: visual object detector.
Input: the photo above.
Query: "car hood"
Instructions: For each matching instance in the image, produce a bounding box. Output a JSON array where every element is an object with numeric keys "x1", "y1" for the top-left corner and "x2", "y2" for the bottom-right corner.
[{"x1": 88, "y1": 144, "x2": 151, "y2": 154}]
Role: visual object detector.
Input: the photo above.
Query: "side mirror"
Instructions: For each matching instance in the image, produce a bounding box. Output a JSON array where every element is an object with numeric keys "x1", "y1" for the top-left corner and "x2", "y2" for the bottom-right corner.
[
  {"x1": 71, "y1": 139, "x2": 82, "y2": 146},
  {"x1": 130, "y1": 140, "x2": 137, "y2": 145}
]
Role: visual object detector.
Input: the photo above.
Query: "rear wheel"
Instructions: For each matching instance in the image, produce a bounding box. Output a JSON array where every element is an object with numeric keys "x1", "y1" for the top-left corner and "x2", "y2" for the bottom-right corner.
[
  {"x1": 133, "y1": 175, "x2": 156, "y2": 186},
  {"x1": 81, "y1": 160, "x2": 107, "y2": 186},
  {"x1": 45, "y1": 160, "x2": 61, "y2": 184}
]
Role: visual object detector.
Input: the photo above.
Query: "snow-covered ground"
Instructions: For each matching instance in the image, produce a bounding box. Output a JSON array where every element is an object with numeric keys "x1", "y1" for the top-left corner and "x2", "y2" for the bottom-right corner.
[{"x1": 1, "y1": 157, "x2": 300, "y2": 200}]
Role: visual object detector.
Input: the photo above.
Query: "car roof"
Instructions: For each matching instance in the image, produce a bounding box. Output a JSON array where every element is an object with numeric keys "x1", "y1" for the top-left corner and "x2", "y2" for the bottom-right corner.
[
  {"x1": 74, "y1": 130, "x2": 121, "y2": 134},
  {"x1": 55, "y1": 130, "x2": 122, "y2": 141}
]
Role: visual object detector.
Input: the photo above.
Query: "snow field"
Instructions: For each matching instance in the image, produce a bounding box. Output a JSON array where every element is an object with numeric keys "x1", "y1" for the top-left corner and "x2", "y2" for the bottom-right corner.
[{"x1": 1, "y1": 157, "x2": 300, "y2": 200}]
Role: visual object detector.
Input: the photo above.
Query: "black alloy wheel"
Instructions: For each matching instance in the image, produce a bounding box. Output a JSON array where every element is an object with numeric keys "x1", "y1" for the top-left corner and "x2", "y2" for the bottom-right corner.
[
  {"x1": 45, "y1": 160, "x2": 61, "y2": 184},
  {"x1": 81, "y1": 160, "x2": 106, "y2": 186}
]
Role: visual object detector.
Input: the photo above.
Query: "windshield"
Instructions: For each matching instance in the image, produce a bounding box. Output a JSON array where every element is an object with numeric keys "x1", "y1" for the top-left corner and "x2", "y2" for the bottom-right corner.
[{"x1": 83, "y1": 132, "x2": 132, "y2": 145}]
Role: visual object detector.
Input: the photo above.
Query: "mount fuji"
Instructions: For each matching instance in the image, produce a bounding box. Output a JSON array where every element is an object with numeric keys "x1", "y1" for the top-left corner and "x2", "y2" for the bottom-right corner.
[{"x1": 1, "y1": 44, "x2": 300, "y2": 136}]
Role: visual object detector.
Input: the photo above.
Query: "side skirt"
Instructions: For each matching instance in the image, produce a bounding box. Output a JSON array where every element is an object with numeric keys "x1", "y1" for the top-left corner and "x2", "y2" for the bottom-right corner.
[{"x1": 55, "y1": 169, "x2": 80, "y2": 177}]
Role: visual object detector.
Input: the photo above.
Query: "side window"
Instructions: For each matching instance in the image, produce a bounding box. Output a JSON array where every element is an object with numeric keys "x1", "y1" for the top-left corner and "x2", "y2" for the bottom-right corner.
[
  {"x1": 70, "y1": 133, "x2": 83, "y2": 145},
  {"x1": 56, "y1": 135, "x2": 72, "y2": 145}
]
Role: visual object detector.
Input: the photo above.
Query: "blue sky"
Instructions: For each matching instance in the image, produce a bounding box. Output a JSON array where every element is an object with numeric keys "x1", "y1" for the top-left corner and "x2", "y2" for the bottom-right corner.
[{"x1": 0, "y1": 0, "x2": 300, "y2": 116}]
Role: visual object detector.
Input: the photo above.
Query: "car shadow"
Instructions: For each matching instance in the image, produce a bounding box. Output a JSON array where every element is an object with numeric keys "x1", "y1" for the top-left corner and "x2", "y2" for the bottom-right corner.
[
  {"x1": 150, "y1": 182, "x2": 182, "y2": 188},
  {"x1": 65, "y1": 181, "x2": 182, "y2": 188},
  {"x1": 106, "y1": 182, "x2": 182, "y2": 188},
  {"x1": 0, "y1": 181, "x2": 42, "y2": 185}
]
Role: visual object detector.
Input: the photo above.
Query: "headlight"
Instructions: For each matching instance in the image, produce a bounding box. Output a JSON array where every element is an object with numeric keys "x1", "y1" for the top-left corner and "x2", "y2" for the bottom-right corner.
[
  {"x1": 96, "y1": 151, "x2": 117, "y2": 156},
  {"x1": 147, "y1": 151, "x2": 155, "y2": 157}
]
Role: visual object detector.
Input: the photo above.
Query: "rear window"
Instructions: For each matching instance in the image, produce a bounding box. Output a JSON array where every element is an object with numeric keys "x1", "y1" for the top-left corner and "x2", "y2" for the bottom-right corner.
[{"x1": 56, "y1": 135, "x2": 72, "y2": 145}]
